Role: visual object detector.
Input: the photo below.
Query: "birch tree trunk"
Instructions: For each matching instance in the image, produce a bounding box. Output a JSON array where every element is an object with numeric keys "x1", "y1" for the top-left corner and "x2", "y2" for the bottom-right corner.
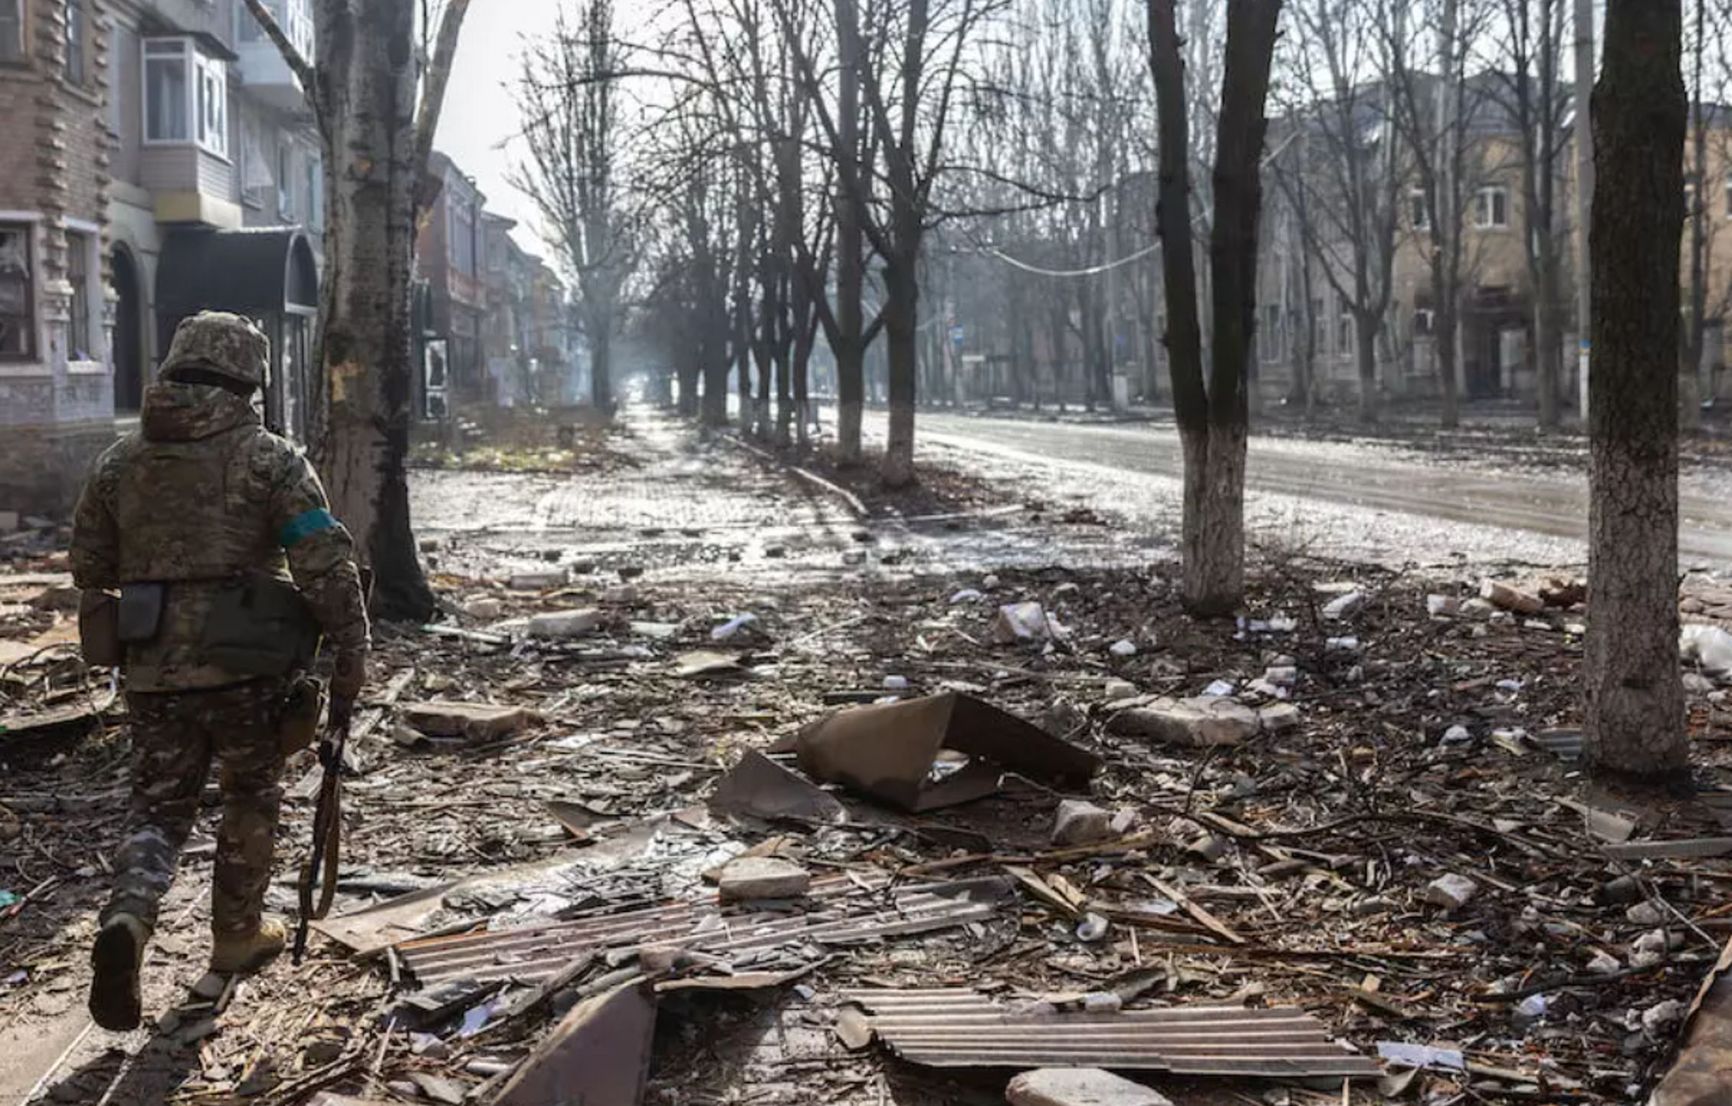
[
  {"x1": 1149, "y1": 0, "x2": 1281, "y2": 617},
  {"x1": 246, "y1": 0, "x2": 468, "y2": 621},
  {"x1": 1585, "y1": 0, "x2": 1688, "y2": 784}
]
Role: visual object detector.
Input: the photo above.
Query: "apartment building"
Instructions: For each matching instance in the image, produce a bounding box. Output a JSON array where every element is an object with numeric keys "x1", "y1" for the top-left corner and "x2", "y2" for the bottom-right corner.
[
  {"x1": 106, "y1": 0, "x2": 324, "y2": 439},
  {"x1": 416, "y1": 151, "x2": 487, "y2": 414},
  {"x1": 0, "y1": 0, "x2": 118, "y2": 512},
  {"x1": 1255, "y1": 78, "x2": 1732, "y2": 408},
  {"x1": 480, "y1": 210, "x2": 576, "y2": 409}
]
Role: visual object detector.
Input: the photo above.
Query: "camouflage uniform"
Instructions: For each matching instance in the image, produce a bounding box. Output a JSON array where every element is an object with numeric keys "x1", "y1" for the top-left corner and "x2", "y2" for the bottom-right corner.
[{"x1": 71, "y1": 311, "x2": 369, "y2": 946}]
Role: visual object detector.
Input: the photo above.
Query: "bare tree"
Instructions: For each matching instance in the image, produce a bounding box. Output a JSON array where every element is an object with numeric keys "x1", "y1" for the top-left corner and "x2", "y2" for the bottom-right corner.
[
  {"x1": 1149, "y1": 0, "x2": 1282, "y2": 615},
  {"x1": 1273, "y1": 0, "x2": 1403, "y2": 423},
  {"x1": 242, "y1": 0, "x2": 469, "y2": 621},
  {"x1": 1384, "y1": 0, "x2": 1491, "y2": 428},
  {"x1": 1484, "y1": 0, "x2": 1570, "y2": 429},
  {"x1": 515, "y1": 0, "x2": 637, "y2": 414},
  {"x1": 1584, "y1": 0, "x2": 1688, "y2": 783}
]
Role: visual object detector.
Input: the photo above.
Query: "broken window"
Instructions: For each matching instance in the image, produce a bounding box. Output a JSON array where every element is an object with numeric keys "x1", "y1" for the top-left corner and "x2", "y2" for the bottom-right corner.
[
  {"x1": 66, "y1": 230, "x2": 92, "y2": 360},
  {"x1": 0, "y1": 223, "x2": 35, "y2": 360}
]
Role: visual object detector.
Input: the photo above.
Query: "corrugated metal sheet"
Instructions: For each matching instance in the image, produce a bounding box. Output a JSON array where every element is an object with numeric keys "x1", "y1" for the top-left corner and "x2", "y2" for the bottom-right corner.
[
  {"x1": 843, "y1": 988, "x2": 1382, "y2": 1079},
  {"x1": 397, "y1": 876, "x2": 1010, "y2": 988}
]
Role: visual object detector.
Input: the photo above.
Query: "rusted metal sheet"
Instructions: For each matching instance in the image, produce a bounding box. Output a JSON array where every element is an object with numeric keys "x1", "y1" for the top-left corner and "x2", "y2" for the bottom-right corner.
[
  {"x1": 790, "y1": 692, "x2": 1101, "y2": 812},
  {"x1": 397, "y1": 876, "x2": 1010, "y2": 988},
  {"x1": 709, "y1": 749, "x2": 848, "y2": 824},
  {"x1": 841, "y1": 988, "x2": 1381, "y2": 1079}
]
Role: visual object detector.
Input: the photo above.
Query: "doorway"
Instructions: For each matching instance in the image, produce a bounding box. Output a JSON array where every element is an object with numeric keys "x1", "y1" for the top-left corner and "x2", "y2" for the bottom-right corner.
[{"x1": 111, "y1": 245, "x2": 143, "y2": 411}]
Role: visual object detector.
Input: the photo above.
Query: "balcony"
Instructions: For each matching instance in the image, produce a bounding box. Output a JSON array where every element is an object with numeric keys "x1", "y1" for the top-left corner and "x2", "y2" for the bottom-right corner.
[{"x1": 234, "y1": 0, "x2": 313, "y2": 114}]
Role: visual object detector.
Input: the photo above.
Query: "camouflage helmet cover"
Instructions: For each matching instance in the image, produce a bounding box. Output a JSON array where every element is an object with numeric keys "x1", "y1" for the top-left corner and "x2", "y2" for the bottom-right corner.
[{"x1": 160, "y1": 311, "x2": 270, "y2": 389}]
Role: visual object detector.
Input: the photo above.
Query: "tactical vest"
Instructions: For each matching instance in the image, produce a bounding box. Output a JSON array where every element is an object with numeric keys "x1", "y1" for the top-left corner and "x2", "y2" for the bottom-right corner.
[{"x1": 113, "y1": 427, "x2": 293, "y2": 584}]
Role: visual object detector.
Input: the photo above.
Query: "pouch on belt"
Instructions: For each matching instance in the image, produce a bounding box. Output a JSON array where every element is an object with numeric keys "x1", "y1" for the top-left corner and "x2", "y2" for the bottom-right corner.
[{"x1": 201, "y1": 576, "x2": 321, "y2": 677}]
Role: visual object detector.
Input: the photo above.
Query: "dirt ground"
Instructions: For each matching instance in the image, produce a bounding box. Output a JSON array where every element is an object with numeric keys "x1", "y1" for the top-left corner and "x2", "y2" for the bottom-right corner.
[{"x1": 4, "y1": 409, "x2": 1732, "y2": 1106}]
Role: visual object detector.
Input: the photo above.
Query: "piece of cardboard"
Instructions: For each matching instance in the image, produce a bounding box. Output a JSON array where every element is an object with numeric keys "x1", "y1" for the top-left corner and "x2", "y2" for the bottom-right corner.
[{"x1": 791, "y1": 692, "x2": 1100, "y2": 812}]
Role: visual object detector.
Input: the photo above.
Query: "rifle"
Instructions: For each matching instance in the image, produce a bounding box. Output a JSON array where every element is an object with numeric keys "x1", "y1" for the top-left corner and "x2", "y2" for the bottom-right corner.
[
  {"x1": 291, "y1": 699, "x2": 347, "y2": 965},
  {"x1": 292, "y1": 565, "x2": 371, "y2": 965}
]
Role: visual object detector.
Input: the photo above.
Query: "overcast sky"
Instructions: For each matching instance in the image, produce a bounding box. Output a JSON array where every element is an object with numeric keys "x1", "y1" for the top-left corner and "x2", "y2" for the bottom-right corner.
[{"x1": 434, "y1": 2, "x2": 564, "y2": 260}]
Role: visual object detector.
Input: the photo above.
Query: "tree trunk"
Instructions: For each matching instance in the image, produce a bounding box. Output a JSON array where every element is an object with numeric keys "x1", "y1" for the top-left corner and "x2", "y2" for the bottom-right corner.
[
  {"x1": 314, "y1": 0, "x2": 435, "y2": 622},
  {"x1": 1149, "y1": 0, "x2": 1280, "y2": 616},
  {"x1": 1436, "y1": 286, "x2": 1460, "y2": 429},
  {"x1": 1682, "y1": 0, "x2": 1708, "y2": 433},
  {"x1": 1585, "y1": 0, "x2": 1688, "y2": 785},
  {"x1": 1355, "y1": 312, "x2": 1378, "y2": 423},
  {"x1": 881, "y1": 258, "x2": 918, "y2": 487},
  {"x1": 590, "y1": 319, "x2": 614, "y2": 412},
  {"x1": 1179, "y1": 422, "x2": 1247, "y2": 614},
  {"x1": 1535, "y1": 274, "x2": 1562, "y2": 430}
]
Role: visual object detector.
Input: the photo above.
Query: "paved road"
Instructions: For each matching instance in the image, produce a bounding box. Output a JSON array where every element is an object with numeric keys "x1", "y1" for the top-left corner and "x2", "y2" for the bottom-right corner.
[{"x1": 857, "y1": 409, "x2": 1732, "y2": 570}]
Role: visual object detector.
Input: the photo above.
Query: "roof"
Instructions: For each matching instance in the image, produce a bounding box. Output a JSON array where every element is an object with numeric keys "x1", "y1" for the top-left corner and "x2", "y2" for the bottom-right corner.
[{"x1": 155, "y1": 227, "x2": 319, "y2": 327}]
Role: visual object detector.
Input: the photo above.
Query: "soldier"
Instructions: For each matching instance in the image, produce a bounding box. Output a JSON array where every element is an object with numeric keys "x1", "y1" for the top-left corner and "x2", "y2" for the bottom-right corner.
[{"x1": 71, "y1": 311, "x2": 369, "y2": 1032}]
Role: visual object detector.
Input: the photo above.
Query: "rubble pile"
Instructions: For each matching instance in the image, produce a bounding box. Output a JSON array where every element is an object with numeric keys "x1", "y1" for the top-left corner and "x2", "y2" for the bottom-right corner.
[{"x1": 5, "y1": 438, "x2": 1732, "y2": 1104}]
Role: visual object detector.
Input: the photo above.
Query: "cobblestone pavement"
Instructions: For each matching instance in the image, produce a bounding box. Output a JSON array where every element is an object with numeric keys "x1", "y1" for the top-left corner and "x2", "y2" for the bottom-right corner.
[{"x1": 411, "y1": 409, "x2": 1161, "y2": 584}]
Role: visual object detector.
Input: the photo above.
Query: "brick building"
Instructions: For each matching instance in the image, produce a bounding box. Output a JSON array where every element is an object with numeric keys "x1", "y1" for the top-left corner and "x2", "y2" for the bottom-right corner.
[{"x1": 0, "y1": 0, "x2": 118, "y2": 514}]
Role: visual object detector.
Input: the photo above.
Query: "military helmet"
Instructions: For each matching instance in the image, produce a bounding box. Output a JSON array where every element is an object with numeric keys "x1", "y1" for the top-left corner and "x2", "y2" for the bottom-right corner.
[{"x1": 160, "y1": 311, "x2": 270, "y2": 390}]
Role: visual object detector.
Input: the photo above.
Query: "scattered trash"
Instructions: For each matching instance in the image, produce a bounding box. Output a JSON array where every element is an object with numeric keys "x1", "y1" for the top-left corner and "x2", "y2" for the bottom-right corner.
[
  {"x1": 507, "y1": 568, "x2": 569, "y2": 591},
  {"x1": 1322, "y1": 590, "x2": 1366, "y2": 620},
  {"x1": 1108, "y1": 639, "x2": 1137, "y2": 658},
  {"x1": 1426, "y1": 594, "x2": 1461, "y2": 618},
  {"x1": 1424, "y1": 873, "x2": 1479, "y2": 912},
  {"x1": 1200, "y1": 678, "x2": 1236, "y2": 697},
  {"x1": 882, "y1": 674, "x2": 909, "y2": 690},
  {"x1": 1480, "y1": 579, "x2": 1544, "y2": 615},
  {"x1": 711, "y1": 613, "x2": 760, "y2": 641},
  {"x1": 1074, "y1": 912, "x2": 1110, "y2": 943},
  {"x1": 1681, "y1": 624, "x2": 1732, "y2": 676},
  {"x1": 1324, "y1": 636, "x2": 1360, "y2": 652},
  {"x1": 671, "y1": 650, "x2": 748, "y2": 679},
  {"x1": 527, "y1": 607, "x2": 605, "y2": 639},
  {"x1": 1515, "y1": 993, "x2": 1550, "y2": 1020},
  {"x1": 949, "y1": 588, "x2": 983, "y2": 604},
  {"x1": 1376, "y1": 1041, "x2": 1466, "y2": 1071},
  {"x1": 787, "y1": 692, "x2": 1100, "y2": 812},
  {"x1": 991, "y1": 601, "x2": 1064, "y2": 643},
  {"x1": 401, "y1": 701, "x2": 529, "y2": 741},
  {"x1": 709, "y1": 749, "x2": 847, "y2": 825},
  {"x1": 1051, "y1": 799, "x2": 1114, "y2": 846},
  {"x1": 1108, "y1": 696, "x2": 1261, "y2": 747},
  {"x1": 1439, "y1": 724, "x2": 1473, "y2": 747}
]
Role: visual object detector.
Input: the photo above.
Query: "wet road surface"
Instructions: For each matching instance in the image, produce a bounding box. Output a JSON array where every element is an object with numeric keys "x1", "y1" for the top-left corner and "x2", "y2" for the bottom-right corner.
[{"x1": 859, "y1": 409, "x2": 1732, "y2": 571}]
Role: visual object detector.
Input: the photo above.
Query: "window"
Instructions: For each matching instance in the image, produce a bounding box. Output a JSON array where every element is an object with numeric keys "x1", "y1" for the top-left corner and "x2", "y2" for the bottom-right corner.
[
  {"x1": 0, "y1": 223, "x2": 34, "y2": 360},
  {"x1": 1410, "y1": 188, "x2": 1429, "y2": 231},
  {"x1": 1414, "y1": 308, "x2": 1435, "y2": 336},
  {"x1": 1338, "y1": 311, "x2": 1355, "y2": 355},
  {"x1": 448, "y1": 194, "x2": 476, "y2": 275},
  {"x1": 65, "y1": 0, "x2": 86, "y2": 84},
  {"x1": 144, "y1": 38, "x2": 227, "y2": 157},
  {"x1": 1475, "y1": 186, "x2": 1509, "y2": 229},
  {"x1": 238, "y1": 0, "x2": 314, "y2": 60},
  {"x1": 66, "y1": 230, "x2": 91, "y2": 360},
  {"x1": 1259, "y1": 303, "x2": 1283, "y2": 363},
  {"x1": 277, "y1": 142, "x2": 296, "y2": 218},
  {"x1": 0, "y1": 0, "x2": 22, "y2": 63}
]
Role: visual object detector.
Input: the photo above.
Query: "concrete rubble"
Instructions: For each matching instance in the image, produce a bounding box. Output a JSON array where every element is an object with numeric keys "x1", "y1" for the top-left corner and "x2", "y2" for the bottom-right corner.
[
  {"x1": 716, "y1": 856, "x2": 812, "y2": 901},
  {"x1": 1108, "y1": 695, "x2": 1262, "y2": 747},
  {"x1": 1006, "y1": 1068, "x2": 1175, "y2": 1106}
]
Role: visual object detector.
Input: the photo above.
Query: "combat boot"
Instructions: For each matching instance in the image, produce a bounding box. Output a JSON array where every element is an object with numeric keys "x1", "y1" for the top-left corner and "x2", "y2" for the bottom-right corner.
[
  {"x1": 210, "y1": 918, "x2": 286, "y2": 974},
  {"x1": 89, "y1": 913, "x2": 150, "y2": 1031}
]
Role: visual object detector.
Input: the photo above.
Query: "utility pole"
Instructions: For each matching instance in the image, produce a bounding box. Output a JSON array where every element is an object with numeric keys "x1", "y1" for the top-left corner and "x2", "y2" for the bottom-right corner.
[{"x1": 1574, "y1": 0, "x2": 1594, "y2": 422}]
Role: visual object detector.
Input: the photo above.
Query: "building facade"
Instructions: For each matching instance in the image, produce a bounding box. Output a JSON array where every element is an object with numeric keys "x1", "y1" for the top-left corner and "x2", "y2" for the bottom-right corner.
[
  {"x1": 0, "y1": 0, "x2": 118, "y2": 513},
  {"x1": 107, "y1": 0, "x2": 323, "y2": 438},
  {"x1": 416, "y1": 151, "x2": 487, "y2": 413}
]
